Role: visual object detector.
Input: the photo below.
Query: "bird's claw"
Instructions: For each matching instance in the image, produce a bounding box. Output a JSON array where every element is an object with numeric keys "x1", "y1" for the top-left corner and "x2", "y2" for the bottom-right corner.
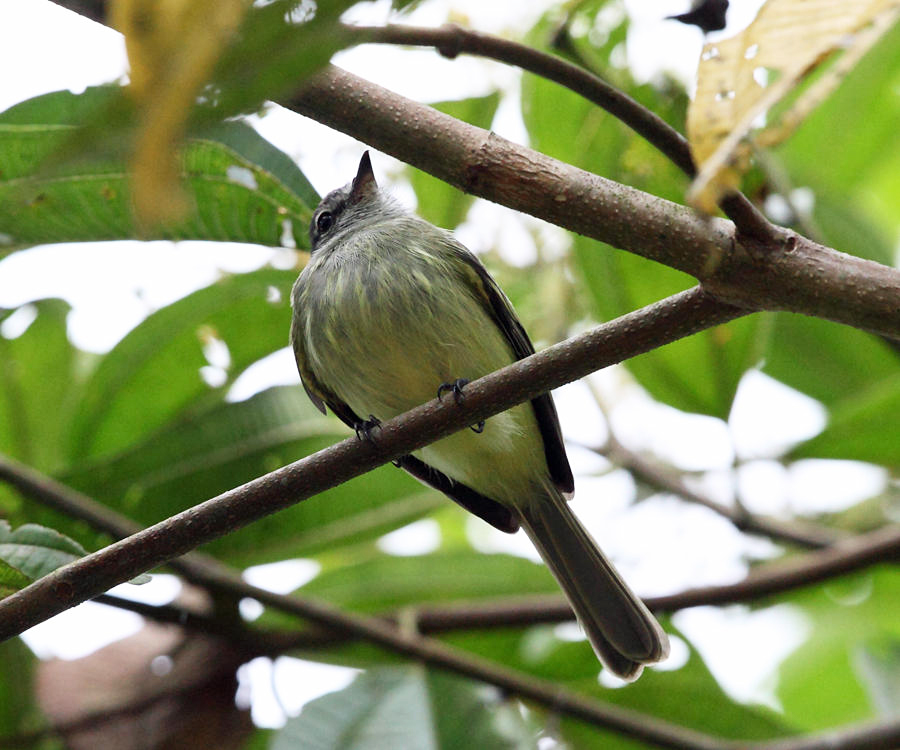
[
  {"x1": 437, "y1": 378, "x2": 485, "y2": 434},
  {"x1": 437, "y1": 378, "x2": 470, "y2": 404},
  {"x1": 354, "y1": 415, "x2": 382, "y2": 443}
]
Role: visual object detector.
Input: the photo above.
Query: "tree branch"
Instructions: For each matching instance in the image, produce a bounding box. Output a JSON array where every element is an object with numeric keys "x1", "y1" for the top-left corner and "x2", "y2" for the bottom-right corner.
[
  {"x1": 0, "y1": 286, "x2": 741, "y2": 640},
  {"x1": 285, "y1": 64, "x2": 900, "y2": 340},
  {"x1": 40, "y1": 0, "x2": 900, "y2": 338},
  {"x1": 4, "y1": 450, "x2": 900, "y2": 749},
  {"x1": 598, "y1": 433, "x2": 846, "y2": 549},
  {"x1": 347, "y1": 22, "x2": 778, "y2": 244}
]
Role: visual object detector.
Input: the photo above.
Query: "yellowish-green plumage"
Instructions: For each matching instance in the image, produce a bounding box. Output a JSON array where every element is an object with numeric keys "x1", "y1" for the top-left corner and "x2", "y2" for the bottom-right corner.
[{"x1": 291, "y1": 153, "x2": 669, "y2": 679}]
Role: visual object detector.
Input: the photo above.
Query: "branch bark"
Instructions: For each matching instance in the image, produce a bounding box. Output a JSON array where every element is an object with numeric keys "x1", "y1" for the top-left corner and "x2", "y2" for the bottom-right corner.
[
  {"x1": 347, "y1": 22, "x2": 777, "y2": 244},
  {"x1": 0, "y1": 287, "x2": 743, "y2": 640},
  {"x1": 4, "y1": 453, "x2": 900, "y2": 750},
  {"x1": 45, "y1": 0, "x2": 900, "y2": 336},
  {"x1": 285, "y1": 64, "x2": 900, "y2": 340}
]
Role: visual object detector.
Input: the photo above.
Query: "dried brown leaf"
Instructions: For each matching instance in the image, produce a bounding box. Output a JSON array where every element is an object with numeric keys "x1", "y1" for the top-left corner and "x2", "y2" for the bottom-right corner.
[{"x1": 686, "y1": 0, "x2": 900, "y2": 212}]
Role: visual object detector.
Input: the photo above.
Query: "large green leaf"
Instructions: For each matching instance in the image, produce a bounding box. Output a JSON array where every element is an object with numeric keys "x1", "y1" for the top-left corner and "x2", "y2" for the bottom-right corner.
[
  {"x1": 408, "y1": 93, "x2": 501, "y2": 230},
  {"x1": 0, "y1": 87, "x2": 317, "y2": 250},
  {"x1": 790, "y1": 374, "x2": 900, "y2": 467},
  {"x1": 777, "y1": 567, "x2": 900, "y2": 731},
  {"x1": 762, "y1": 315, "x2": 898, "y2": 407},
  {"x1": 61, "y1": 385, "x2": 444, "y2": 565},
  {"x1": 0, "y1": 299, "x2": 87, "y2": 471},
  {"x1": 207, "y1": 0, "x2": 356, "y2": 123},
  {"x1": 520, "y1": 3, "x2": 762, "y2": 419},
  {"x1": 763, "y1": 314, "x2": 900, "y2": 466},
  {"x1": 575, "y1": 237, "x2": 763, "y2": 416},
  {"x1": 271, "y1": 665, "x2": 537, "y2": 750},
  {"x1": 296, "y1": 550, "x2": 558, "y2": 613},
  {"x1": 776, "y1": 19, "x2": 900, "y2": 247},
  {"x1": 65, "y1": 268, "x2": 298, "y2": 461}
]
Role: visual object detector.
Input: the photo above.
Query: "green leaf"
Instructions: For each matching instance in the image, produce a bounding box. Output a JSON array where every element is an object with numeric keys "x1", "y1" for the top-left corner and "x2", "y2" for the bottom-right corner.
[
  {"x1": 61, "y1": 386, "x2": 444, "y2": 565},
  {"x1": 408, "y1": 93, "x2": 500, "y2": 229},
  {"x1": 521, "y1": 5, "x2": 762, "y2": 419},
  {"x1": 207, "y1": 0, "x2": 356, "y2": 123},
  {"x1": 65, "y1": 268, "x2": 298, "y2": 461},
  {"x1": 790, "y1": 374, "x2": 900, "y2": 466},
  {"x1": 271, "y1": 665, "x2": 537, "y2": 750},
  {"x1": 0, "y1": 87, "x2": 317, "y2": 250},
  {"x1": 776, "y1": 19, "x2": 900, "y2": 247},
  {"x1": 0, "y1": 520, "x2": 86, "y2": 588},
  {"x1": 0, "y1": 558, "x2": 32, "y2": 597},
  {"x1": 0, "y1": 638, "x2": 42, "y2": 738},
  {"x1": 297, "y1": 551, "x2": 558, "y2": 613},
  {"x1": 763, "y1": 314, "x2": 900, "y2": 466},
  {"x1": 0, "y1": 299, "x2": 85, "y2": 471},
  {"x1": 763, "y1": 315, "x2": 899, "y2": 407},
  {"x1": 777, "y1": 567, "x2": 900, "y2": 730},
  {"x1": 575, "y1": 237, "x2": 764, "y2": 416}
]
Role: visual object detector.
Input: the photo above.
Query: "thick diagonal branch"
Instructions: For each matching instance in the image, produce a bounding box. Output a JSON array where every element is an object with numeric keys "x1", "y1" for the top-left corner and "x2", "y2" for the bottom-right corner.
[
  {"x1": 0, "y1": 287, "x2": 742, "y2": 640},
  {"x1": 285, "y1": 64, "x2": 900, "y2": 340}
]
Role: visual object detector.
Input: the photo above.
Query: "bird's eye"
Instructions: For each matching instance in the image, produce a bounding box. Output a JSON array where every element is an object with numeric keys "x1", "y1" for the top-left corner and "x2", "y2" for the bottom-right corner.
[{"x1": 316, "y1": 211, "x2": 334, "y2": 235}]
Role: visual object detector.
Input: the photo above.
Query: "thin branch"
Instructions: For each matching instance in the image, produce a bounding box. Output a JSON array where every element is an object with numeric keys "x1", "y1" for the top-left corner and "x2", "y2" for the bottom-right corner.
[
  {"x1": 599, "y1": 433, "x2": 845, "y2": 549},
  {"x1": 283, "y1": 65, "x2": 900, "y2": 339},
  {"x1": 205, "y1": 522, "x2": 900, "y2": 647},
  {"x1": 753, "y1": 720, "x2": 900, "y2": 750},
  {"x1": 348, "y1": 22, "x2": 778, "y2": 244},
  {"x1": 0, "y1": 477, "x2": 728, "y2": 750},
  {"x1": 42, "y1": 0, "x2": 900, "y2": 339},
  {"x1": 4, "y1": 453, "x2": 900, "y2": 749},
  {"x1": 0, "y1": 286, "x2": 743, "y2": 640}
]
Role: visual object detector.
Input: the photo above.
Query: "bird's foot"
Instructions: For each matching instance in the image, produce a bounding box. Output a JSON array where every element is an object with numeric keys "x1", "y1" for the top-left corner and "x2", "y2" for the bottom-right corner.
[
  {"x1": 437, "y1": 378, "x2": 485, "y2": 434},
  {"x1": 354, "y1": 414, "x2": 382, "y2": 443},
  {"x1": 437, "y1": 378, "x2": 469, "y2": 404}
]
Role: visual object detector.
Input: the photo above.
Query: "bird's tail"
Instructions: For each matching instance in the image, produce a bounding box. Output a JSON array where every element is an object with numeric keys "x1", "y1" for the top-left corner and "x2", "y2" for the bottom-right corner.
[{"x1": 518, "y1": 487, "x2": 669, "y2": 680}]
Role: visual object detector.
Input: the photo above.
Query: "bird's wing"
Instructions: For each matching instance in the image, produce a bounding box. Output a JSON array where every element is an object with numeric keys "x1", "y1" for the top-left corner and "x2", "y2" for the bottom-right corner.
[
  {"x1": 443, "y1": 236, "x2": 575, "y2": 496},
  {"x1": 290, "y1": 309, "x2": 521, "y2": 532}
]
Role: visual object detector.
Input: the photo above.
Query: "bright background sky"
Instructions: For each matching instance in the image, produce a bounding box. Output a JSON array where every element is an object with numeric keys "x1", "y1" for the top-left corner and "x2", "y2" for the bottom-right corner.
[{"x1": 1, "y1": 0, "x2": 888, "y2": 731}]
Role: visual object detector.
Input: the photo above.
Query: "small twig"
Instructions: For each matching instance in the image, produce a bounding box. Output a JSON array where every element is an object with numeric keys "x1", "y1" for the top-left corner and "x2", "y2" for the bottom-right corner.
[
  {"x1": 0, "y1": 287, "x2": 744, "y2": 640},
  {"x1": 202, "y1": 522, "x2": 900, "y2": 648},
  {"x1": 599, "y1": 433, "x2": 845, "y2": 549},
  {"x1": 348, "y1": 22, "x2": 779, "y2": 244},
  {"x1": 4, "y1": 453, "x2": 900, "y2": 748}
]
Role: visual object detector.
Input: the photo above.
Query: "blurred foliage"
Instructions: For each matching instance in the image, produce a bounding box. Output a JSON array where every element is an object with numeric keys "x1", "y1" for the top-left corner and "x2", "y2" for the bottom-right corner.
[
  {"x1": 0, "y1": 87, "x2": 318, "y2": 251},
  {"x1": 0, "y1": 1, "x2": 898, "y2": 749},
  {"x1": 521, "y1": 1, "x2": 765, "y2": 420}
]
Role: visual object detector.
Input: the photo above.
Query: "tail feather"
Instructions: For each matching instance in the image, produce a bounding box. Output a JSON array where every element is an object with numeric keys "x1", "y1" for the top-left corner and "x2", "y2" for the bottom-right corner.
[{"x1": 518, "y1": 488, "x2": 669, "y2": 681}]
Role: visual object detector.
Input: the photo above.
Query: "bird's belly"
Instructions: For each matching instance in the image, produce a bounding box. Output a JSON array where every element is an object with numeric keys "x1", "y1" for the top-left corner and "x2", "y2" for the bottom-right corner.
[{"x1": 299, "y1": 260, "x2": 548, "y2": 503}]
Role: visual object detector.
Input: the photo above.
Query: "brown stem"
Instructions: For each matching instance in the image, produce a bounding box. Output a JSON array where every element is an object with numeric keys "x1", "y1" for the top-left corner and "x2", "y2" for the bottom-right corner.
[
  {"x1": 42, "y1": 0, "x2": 900, "y2": 339},
  {"x1": 348, "y1": 22, "x2": 777, "y2": 243},
  {"x1": 599, "y1": 434, "x2": 845, "y2": 549},
  {"x1": 4, "y1": 452, "x2": 900, "y2": 749},
  {"x1": 0, "y1": 287, "x2": 743, "y2": 640}
]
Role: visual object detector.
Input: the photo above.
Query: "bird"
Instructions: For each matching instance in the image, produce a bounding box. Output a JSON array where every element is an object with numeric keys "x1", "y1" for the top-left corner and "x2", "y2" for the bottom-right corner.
[{"x1": 290, "y1": 152, "x2": 669, "y2": 679}]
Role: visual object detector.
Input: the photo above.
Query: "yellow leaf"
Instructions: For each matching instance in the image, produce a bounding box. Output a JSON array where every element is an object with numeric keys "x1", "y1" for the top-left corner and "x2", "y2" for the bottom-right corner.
[
  {"x1": 686, "y1": 0, "x2": 900, "y2": 213},
  {"x1": 111, "y1": 0, "x2": 248, "y2": 229}
]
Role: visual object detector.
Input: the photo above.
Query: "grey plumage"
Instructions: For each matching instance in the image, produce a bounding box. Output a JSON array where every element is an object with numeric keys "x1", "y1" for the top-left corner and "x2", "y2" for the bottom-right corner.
[{"x1": 290, "y1": 153, "x2": 669, "y2": 679}]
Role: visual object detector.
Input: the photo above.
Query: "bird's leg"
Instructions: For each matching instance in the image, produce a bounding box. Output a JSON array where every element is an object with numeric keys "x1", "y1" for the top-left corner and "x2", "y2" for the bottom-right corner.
[
  {"x1": 437, "y1": 378, "x2": 485, "y2": 434},
  {"x1": 354, "y1": 414, "x2": 382, "y2": 443}
]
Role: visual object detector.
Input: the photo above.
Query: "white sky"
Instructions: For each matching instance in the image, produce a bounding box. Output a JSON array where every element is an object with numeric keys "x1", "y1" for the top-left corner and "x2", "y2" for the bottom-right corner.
[{"x1": 1, "y1": 0, "x2": 884, "y2": 731}]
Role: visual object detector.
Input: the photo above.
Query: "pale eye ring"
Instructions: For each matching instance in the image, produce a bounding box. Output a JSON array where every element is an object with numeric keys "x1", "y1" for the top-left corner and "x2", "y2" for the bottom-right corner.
[{"x1": 316, "y1": 211, "x2": 334, "y2": 234}]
